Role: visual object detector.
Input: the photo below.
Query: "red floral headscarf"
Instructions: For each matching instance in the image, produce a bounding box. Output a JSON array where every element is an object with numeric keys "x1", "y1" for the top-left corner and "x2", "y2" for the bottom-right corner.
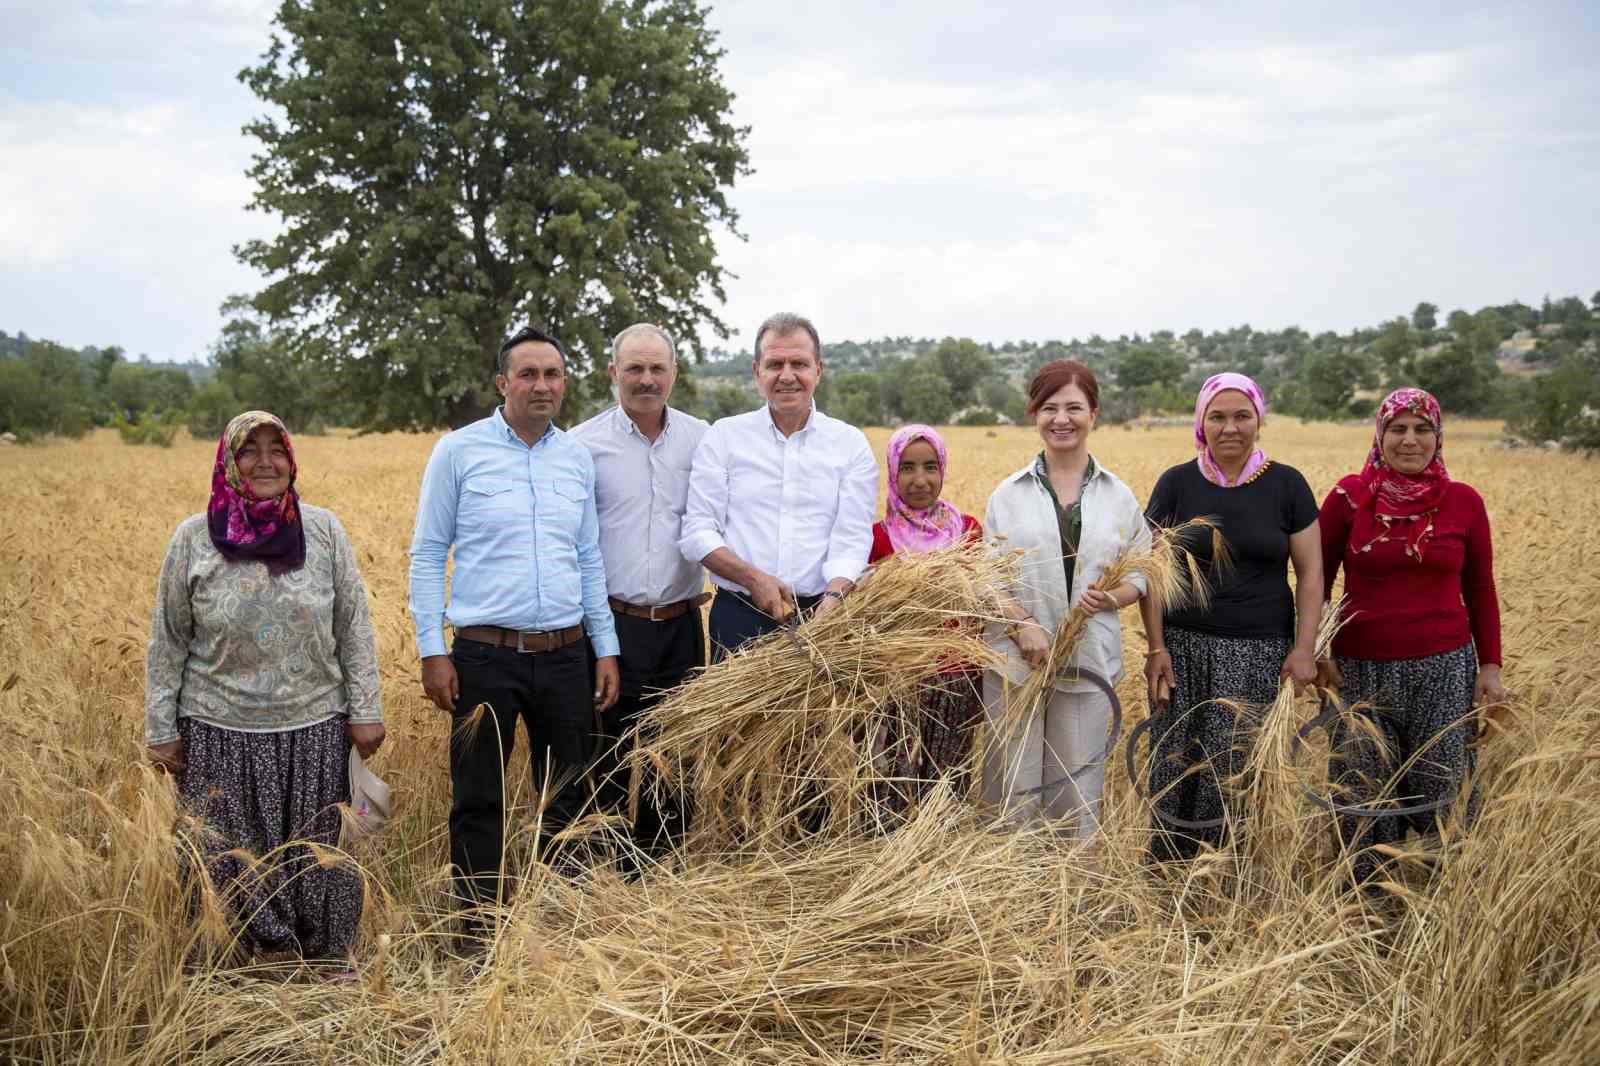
[
  {"x1": 206, "y1": 410, "x2": 306, "y2": 575},
  {"x1": 1338, "y1": 387, "x2": 1449, "y2": 561}
]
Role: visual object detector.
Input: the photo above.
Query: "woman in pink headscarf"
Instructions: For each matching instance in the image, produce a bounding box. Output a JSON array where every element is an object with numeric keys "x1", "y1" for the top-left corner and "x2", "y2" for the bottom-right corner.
[
  {"x1": 1317, "y1": 387, "x2": 1504, "y2": 886},
  {"x1": 1138, "y1": 373, "x2": 1323, "y2": 861},
  {"x1": 868, "y1": 424, "x2": 983, "y2": 809}
]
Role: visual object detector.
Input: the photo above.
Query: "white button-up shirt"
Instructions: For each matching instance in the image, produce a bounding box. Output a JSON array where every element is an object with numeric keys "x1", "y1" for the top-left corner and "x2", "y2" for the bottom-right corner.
[
  {"x1": 983, "y1": 456, "x2": 1151, "y2": 692},
  {"x1": 679, "y1": 404, "x2": 878, "y2": 597},
  {"x1": 569, "y1": 404, "x2": 710, "y2": 607}
]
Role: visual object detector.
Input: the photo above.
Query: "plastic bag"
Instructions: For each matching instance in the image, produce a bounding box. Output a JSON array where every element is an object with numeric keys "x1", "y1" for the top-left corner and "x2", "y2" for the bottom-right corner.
[{"x1": 342, "y1": 747, "x2": 391, "y2": 845}]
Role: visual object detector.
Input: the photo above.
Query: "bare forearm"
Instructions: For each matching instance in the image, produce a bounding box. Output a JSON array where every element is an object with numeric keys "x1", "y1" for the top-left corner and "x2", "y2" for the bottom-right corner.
[
  {"x1": 702, "y1": 547, "x2": 768, "y2": 591},
  {"x1": 1139, "y1": 591, "x2": 1165, "y2": 652},
  {"x1": 1293, "y1": 571, "x2": 1323, "y2": 653}
]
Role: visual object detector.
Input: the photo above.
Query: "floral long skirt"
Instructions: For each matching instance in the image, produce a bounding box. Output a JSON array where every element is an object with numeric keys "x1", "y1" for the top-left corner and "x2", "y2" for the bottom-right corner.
[
  {"x1": 177, "y1": 715, "x2": 362, "y2": 960},
  {"x1": 1146, "y1": 624, "x2": 1290, "y2": 861},
  {"x1": 1329, "y1": 643, "x2": 1480, "y2": 884},
  {"x1": 877, "y1": 669, "x2": 983, "y2": 816}
]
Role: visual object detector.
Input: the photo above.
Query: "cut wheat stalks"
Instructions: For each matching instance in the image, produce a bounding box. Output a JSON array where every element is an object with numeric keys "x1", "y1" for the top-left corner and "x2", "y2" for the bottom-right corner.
[
  {"x1": 626, "y1": 543, "x2": 1017, "y2": 850},
  {"x1": 996, "y1": 518, "x2": 1229, "y2": 742}
]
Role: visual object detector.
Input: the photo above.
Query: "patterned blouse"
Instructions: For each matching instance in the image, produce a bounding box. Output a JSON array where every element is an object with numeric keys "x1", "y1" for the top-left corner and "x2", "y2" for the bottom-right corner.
[{"x1": 145, "y1": 504, "x2": 382, "y2": 746}]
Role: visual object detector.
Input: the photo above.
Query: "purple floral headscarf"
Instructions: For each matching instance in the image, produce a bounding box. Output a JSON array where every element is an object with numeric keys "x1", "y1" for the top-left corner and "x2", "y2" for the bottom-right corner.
[{"x1": 206, "y1": 410, "x2": 306, "y2": 575}]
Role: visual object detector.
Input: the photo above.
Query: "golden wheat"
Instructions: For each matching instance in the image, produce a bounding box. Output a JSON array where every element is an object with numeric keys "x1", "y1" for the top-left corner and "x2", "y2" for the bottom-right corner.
[{"x1": 1, "y1": 420, "x2": 1597, "y2": 1064}]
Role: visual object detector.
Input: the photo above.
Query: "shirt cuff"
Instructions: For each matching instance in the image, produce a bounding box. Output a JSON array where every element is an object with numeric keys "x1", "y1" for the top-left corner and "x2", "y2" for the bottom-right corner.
[
  {"x1": 416, "y1": 627, "x2": 448, "y2": 659},
  {"x1": 821, "y1": 557, "x2": 866, "y2": 585},
  {"x1": 679, "y1": 530, "x2": 727, "y2": 565},
  {"x1": 590, "y1": 632, "x2": 621, "y2": 658}
]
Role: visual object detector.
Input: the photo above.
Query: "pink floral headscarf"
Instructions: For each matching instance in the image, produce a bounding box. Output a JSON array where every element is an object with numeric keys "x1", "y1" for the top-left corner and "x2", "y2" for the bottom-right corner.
[
  {"x1": 206, "y1": 410, "x2": 305, "y2": 575},
  {"x1": 1194, "y1": 372, "x2": 1269, "y2": 487},
  {"x1": 1338, "y1": 387, "x2": 1450, "y2": 561},
  {"x1": 883, "y1": 424, "x2": 966, "y2": 553}
]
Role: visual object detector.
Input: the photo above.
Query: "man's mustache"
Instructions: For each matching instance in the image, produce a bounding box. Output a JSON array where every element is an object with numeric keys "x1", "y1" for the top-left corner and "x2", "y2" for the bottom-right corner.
[{"x1": 630, "y1": 385, "x2": 662, "y2": 396}]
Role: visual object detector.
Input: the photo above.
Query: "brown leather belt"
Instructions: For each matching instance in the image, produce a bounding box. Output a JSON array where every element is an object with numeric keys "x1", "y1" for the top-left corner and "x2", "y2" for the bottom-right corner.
[
  {"x1": 608, "y1": 592, "x2": 711, "y2": 622},
  {"x1": 454, "y1": 624, "x2": 584, "y2": 654}
]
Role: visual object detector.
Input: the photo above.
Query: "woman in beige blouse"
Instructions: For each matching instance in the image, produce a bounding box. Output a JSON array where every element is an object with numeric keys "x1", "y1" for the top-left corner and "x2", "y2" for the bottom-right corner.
[{"x1": 145, "y1": 410, "x2": 382, "y2": 967}]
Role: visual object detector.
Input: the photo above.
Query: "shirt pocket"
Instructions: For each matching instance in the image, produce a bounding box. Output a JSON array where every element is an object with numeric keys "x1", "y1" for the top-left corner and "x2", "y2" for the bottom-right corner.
[
  {"x1": 537, "y1": 477, "x2": 588, "y2": 527},
  {"x1": 461, "y1": 476, "x2": 520, "y2": 519}
]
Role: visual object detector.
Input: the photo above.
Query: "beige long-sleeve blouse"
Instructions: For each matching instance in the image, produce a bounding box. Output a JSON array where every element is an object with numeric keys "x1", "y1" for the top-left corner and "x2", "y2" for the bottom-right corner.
[{"x1": 144, "y1": 503, "x2": 382, "y2": 746}]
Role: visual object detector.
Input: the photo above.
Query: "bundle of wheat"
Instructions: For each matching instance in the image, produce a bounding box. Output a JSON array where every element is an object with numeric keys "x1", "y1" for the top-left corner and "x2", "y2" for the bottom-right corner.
[{"x1": 627, "y1": 543, "x2": 1016, "y2": 849}]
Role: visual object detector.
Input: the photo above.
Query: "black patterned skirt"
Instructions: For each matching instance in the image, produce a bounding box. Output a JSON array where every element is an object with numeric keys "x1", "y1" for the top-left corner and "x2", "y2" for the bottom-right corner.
[
  {"x1": 1329, "y1": 643, "x2": 1479, "y2": 884},
  {"x1": 1146, "y1": 624, "x2": 1290, "y2": 860},
  {"x1": 877, "y1": 669, "x2": 983, "y2": 816},
  {"x1": 177, "y1": 715, "x2": 362, "y2": 961}
]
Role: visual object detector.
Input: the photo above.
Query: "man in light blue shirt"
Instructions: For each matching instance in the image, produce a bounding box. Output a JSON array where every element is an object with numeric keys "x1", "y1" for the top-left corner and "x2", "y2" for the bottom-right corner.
[{"x1": 408, "y1": 325, "x2": 619, "y2": 925}]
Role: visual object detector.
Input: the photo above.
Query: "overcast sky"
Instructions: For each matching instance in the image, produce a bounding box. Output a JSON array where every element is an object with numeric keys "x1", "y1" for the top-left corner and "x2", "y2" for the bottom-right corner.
[{"x1": 3, "y1": 0, "x2": 1596, "y2": 363}]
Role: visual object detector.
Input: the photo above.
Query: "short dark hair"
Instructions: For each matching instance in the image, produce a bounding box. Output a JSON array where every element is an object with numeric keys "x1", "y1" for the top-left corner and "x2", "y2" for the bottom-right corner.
[
  {"x1": 1026, "y1": 359, "x2": 1100, "y2": 415},
  {"x1": 497, "y1": 325, "x2": 569, "y2": 376},
  {"x1": 753, "y1": 312, "x2": 821, "y2": 364}
]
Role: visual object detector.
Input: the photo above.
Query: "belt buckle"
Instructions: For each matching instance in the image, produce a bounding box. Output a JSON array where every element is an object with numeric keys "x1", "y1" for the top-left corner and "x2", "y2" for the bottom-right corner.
[
  {"x1": 648, "y1": 603, "x2": 664, "y2": 622},
  {"x1": 515, "y1": 629, "x2": 536, "y2": 654}
]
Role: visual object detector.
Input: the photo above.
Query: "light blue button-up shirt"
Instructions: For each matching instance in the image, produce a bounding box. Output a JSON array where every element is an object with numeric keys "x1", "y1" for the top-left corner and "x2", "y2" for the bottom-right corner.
[{"x1": 407, "y1": 408, "x2": 620, "y2": 660}]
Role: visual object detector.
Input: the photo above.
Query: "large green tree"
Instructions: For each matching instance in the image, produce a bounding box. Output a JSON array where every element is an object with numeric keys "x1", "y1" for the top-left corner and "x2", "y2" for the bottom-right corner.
[
  {"x1": 927, "y1": 337, "x2": 993, "y2": 408},
  {"x1": 237, "y1": 0, "x2": 749, "y2": 429}
]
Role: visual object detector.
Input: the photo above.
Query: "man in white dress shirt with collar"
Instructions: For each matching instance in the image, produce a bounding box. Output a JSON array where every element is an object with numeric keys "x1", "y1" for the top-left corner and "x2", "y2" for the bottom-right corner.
[
  {"x1": 570, "y1": 323, "x2": 710, "y2": 858},
  {"x1": 679, "y1": 311, "x2": 879, "y2": 660}
]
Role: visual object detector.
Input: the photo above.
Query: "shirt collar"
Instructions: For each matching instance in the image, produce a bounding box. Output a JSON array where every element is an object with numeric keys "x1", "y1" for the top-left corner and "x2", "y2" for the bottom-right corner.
[
  {"x1": 615, "y1": 404, "x2": 672, "y2": 440},
  {"x1": 492, "y1": 406, "x2": 557, "y2": 448},
  {"x1": 1030, "y1": 451, "x2": 1100, "y2": 484},
  {"x1": 764, "y1": 402, "x2": 817, "y2": 439}
]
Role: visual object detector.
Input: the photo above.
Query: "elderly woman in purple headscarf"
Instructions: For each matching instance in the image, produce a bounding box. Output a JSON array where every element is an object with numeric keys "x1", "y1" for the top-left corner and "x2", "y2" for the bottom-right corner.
[
  {"x1": 145, "y1": 410, "x2": 383, "y2": 967},
  {"x1": 1137, "y1": 374, "x2": 1323, "y2": 861},
  {"x1": 867, "y1": 425, "x2": 984, "y2": 810}
]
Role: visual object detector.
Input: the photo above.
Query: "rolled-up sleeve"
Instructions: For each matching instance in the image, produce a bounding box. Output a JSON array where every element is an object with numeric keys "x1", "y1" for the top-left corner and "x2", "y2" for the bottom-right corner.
[
  {"x1": 678, "y1": 426, "x2": 730, "y2": 565},
  {"x1": 328, "y1": 513, "x2": 383, "y2": 724},
  {"x1": 144, "y1": 526, "x2": 194, "y2": 747},
  {"x1": 822, "y1": 431, "x2": 879, "y2": 585},
  {"x1": 408, "y1": 437, "x2": 457, "y2": 659},
  {"x1": 575, "y1": 456, "x2": 620, "y2": 658}
]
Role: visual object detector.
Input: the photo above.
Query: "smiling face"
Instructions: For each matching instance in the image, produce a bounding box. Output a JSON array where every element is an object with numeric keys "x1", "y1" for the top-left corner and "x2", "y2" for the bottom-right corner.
[
  {"x1": 609, "y1": 330, "x2": 676, "y2": 424},
  {"x1": 895, "y1": 438, "x2": 944, "y2": 511},
  {"x1": 234, "y1": 424, "x2": 292, "y2": 500},
  {"x1": 1032, "y1": 382, "x2": 1097, "y2": 455},
  {"x1": 1202, "y1": 389, "x2": 1260, "y2": 465},
  {"x1": 1381, "y1": 412, "x2": 1439, "y2": 474},
  {"x1": 754, "y1": 329, "x2": 822, "y2": 421},
  {"x1": 497, "y1": 341, "x2": 567, "y2": 427}
]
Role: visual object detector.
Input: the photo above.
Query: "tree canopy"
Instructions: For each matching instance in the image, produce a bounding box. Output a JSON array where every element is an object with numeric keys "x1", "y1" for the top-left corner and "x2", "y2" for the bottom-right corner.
[{"x1": 236, "y1": 0, "x2": 749, "y2": 429}]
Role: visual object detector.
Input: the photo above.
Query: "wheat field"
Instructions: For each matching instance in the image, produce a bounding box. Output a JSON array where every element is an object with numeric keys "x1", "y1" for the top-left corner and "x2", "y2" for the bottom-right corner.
[{"x1": 3, "y1": 419, "x2": 1598, "y2": 1065}]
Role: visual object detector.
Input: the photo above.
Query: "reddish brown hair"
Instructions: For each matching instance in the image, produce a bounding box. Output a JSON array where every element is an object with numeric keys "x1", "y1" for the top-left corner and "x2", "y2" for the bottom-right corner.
[{"x1": 1026, "y1": 359, "x2": 1100, "y2": 415}]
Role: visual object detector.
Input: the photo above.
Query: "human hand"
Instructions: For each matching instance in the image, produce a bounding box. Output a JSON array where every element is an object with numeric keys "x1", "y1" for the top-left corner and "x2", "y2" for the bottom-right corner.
[
  {"x1": 1144, "y1": 649, "x2": 1176, "y2": 709},
  {"x1": 1011, "y1": 618, "x2": 1051, "y2": 670},
  {"x1": 1474, "y1": 664, "x2": 1507, "y2": 708},
  {"x1": 148, "y1": 739, "x2": 186, "y2": 773},
  {"x1": 421, "y1": 655, "x2": 459, "y2": 712},
  {"x1": 1315, "y1": 657, "x2": 1344, "y2": 691},
  {"x1": 1078, "y1": 582, "x2": 1121, "y2": 614},
  {"x1": 594, "y1": 656, "x2": 620, "y2": 713},
  {"x1": 1280, "y1": 647, "x2": 1317, "y2": 695},
  {"x1": 748, "y1": 573, "x2": 796, "y2": 623},
  {"x1": 348, "y1": 721, "x2": 385, "y2": 758}
]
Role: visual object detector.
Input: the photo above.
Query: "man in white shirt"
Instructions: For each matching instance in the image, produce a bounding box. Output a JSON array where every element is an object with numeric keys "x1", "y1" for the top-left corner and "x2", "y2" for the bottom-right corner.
[
  {"x1": 679, "y1": 312, "x2": 878, "y2": 659},
  {"x1": 569, "y1": 323, "x2": 710, "y2": 858}
]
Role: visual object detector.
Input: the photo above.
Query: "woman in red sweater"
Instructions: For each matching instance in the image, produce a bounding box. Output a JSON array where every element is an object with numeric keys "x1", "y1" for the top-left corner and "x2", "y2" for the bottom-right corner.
[
  {"x1": 868, "y1": 424, "x2": 983, "y2": 811},
  {"x1": 1318, "y1": 387, "x2": 1506, "y2": 885}
]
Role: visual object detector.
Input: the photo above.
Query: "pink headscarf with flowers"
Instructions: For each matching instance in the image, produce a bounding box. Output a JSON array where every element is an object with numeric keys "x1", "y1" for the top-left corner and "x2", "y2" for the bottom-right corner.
[
  {"x1": 1194, "y1": 372, "x2": 1269, "y2": 487},
  {"x1": 1337, "y1": 387, "x2": 1450, "y2": 561},
  {"x1": 883, "y1": 424, "x2": 966, "y2": 553},
  {"x1": 206, "y1": 410, "x2": 306, "y2": 575}
]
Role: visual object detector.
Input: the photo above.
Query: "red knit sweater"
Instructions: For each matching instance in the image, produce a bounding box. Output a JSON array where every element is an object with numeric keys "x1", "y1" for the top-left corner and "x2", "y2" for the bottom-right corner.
[{"x1": 1318, "y1": 477, "x2": 1502, "y2": 665}]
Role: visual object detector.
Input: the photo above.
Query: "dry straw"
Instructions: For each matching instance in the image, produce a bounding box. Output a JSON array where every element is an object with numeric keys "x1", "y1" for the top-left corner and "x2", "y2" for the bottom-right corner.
[{"x1": 4, "y1": 426, "x2": 1600, "y2": 1064}]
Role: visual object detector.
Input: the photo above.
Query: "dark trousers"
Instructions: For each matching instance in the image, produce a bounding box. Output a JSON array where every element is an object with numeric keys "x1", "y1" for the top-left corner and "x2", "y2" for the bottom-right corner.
[
  {"x1": 708, "y1": 588, "x2": 822, "y2": 662},
  {"x1": 447, "y1": 638, "x2": 595, "y2": 908},
  {"x1": 591, "y1": 610, "x2": 707, "y2": 859}
]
